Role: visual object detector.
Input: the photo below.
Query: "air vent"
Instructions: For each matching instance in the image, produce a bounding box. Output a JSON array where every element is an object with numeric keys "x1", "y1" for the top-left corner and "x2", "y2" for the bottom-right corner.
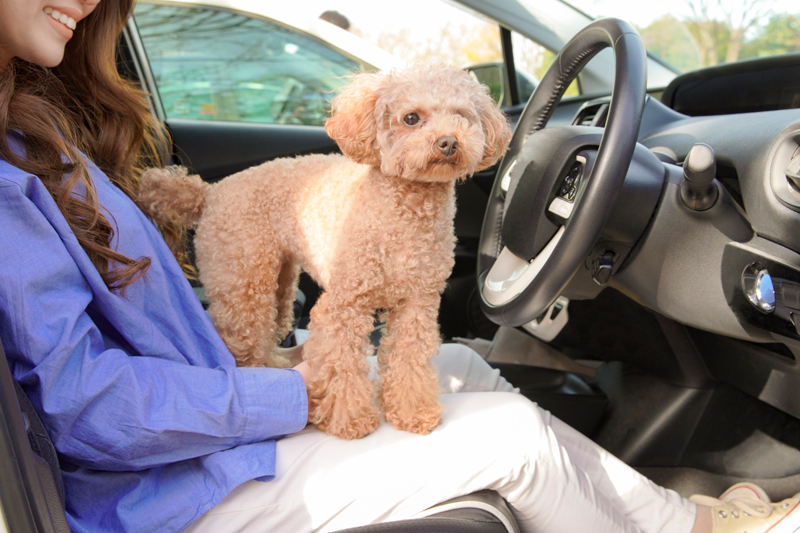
[
  {"x1": 769, "y1": 132, "x2": 800, "y2": 212},
  {"x1": 572, "y1": 99, "x2": 610, "y2": 127},
  {"x1": 786, "y1": 151, "x2": 800, "y2": 191}
]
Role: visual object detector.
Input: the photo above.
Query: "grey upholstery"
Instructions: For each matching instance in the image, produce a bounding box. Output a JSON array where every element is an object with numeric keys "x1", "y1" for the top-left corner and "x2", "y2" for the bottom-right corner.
[{"x1": 333, "y1": 490, "x2": 519, "y2": 533}]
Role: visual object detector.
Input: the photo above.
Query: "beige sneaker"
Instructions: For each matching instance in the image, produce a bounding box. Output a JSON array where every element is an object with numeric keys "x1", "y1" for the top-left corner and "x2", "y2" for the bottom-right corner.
[
  {"x1": 691, "y1": 484, "x2": 800, "y2": 533},
  {"x1": 719, "y1": 482, "x2": 772, "y2": 504}
]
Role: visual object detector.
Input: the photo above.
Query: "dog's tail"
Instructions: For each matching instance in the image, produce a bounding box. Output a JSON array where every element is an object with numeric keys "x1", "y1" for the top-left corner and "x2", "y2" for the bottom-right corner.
[{"x1": 138, "y1": 166, "x2": 210, "y2": 227}]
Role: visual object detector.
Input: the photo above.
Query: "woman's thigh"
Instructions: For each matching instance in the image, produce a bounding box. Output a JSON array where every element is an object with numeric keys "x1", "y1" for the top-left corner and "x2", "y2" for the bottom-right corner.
[
  {"x1": 184, "y1": 391, "x2": 542, "y2": 533},
  {"x1": 367, "y1": 343, "x2": 518, "y2": 394},
  {"x1": 184, "y1": 346, "x2": 694, "y2": 533}
]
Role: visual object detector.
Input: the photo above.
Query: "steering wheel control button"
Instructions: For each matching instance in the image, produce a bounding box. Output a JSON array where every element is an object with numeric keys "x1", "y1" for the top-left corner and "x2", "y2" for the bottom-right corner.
[
  {"x1": 549, "y1": 156, "x2": 587, "y2": 222},
  {"x1": 548, "y1": 197, "x2": 574, "y2": 219},
  {"x1": 566, "y1": 186, "x2": 577, "y2": 201},
  {"x1": 592, "y1": 251, "x2": 616, "y2": 286},
  {"x1": 742, "y1": 263, "x2": 775, "y2": 313},
  {"x1": 559, "y1": 162, "x2": 581, "y2": 196},
  {"x1": 680, "y1": 143, "x2": 719, "y2": 211},
  {"x1": 557, "y1": 157, "x2": 586, "y2": 201}
]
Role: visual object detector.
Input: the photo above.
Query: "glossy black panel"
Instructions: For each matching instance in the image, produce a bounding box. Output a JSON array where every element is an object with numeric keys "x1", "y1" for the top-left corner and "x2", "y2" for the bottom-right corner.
[{"x1": 167, "y1": 119, "x2": 339, "y2": 181}]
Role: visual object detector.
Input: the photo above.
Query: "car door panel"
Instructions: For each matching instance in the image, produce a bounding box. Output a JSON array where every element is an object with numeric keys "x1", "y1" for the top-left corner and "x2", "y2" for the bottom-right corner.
[{"x1": 167, "y1": 120, "x2": 339, "y2": 181}]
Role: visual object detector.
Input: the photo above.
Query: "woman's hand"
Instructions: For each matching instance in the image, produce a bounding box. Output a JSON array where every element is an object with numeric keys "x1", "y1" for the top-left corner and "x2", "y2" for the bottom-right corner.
[
  {"x1": 292, "y1": 360, "x2": 315, "y2": 424},
  {"x1": 292, "y1": 360, "x2": 313, "y2": 389}
]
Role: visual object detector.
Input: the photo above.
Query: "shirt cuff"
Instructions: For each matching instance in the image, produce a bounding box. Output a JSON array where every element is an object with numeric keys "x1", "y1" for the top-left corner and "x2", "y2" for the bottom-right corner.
[{"x1": 235, "y1": 367, "x2": 308, "y2": 443}]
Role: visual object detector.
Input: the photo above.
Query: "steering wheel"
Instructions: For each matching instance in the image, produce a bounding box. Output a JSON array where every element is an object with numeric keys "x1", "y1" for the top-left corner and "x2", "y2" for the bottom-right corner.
[{"x1": 477, "y1": 18, "x2": 648, "y2": 328}]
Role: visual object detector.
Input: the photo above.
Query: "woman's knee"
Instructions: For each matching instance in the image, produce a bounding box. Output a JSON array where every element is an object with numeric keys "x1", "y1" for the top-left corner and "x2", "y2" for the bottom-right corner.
[
  {"x1": 434, "y1": 343, "x2": 481, "y2": 369},
  {"x1": 435, "y1": 344, "x2": 519, "y2": 394},
  {"x1": 439, "y1": 392, "x2": 552, "y2": 455}
]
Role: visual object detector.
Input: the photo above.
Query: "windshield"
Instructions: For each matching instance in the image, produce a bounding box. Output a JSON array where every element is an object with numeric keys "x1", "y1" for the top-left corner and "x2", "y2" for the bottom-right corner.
[
  {"x1": 215, "y1": 0, "x2": 796, "y2": 99},
  {"x1": 564, "y1": 0, "x2": 800, "y2": 73}
]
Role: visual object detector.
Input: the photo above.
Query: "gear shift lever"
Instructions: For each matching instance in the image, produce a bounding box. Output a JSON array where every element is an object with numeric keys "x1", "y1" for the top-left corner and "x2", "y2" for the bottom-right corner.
[{"x1": 680, "y1": 143, "x2": 718, "y2": 211}]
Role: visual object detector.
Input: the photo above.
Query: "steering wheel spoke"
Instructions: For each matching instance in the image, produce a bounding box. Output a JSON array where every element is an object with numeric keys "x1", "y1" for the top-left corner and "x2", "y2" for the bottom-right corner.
[{"x1": 483, "y1": 227, "x2": 566, "y2": 306}]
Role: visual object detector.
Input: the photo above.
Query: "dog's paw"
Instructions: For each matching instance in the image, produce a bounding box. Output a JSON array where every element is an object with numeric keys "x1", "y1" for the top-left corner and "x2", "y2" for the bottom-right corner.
[
  {"x1": 380, "y1": 378, "x2": 443, "y2": 435},
  {"x1": 381, "y1": 385, "x2": 443, "y2": 435},
  {"x1": 311, "y1": 399, "x2": 380, "y2": 440},
  {"x1": 308, "y1": 379, "x2": 380, "y2": 440},
  {"x1": 383, "y1": 403, "x2": 443, "y2": 435},
  {"x1": 317, "y1": 410, "x2": 381, "y2": 440}
]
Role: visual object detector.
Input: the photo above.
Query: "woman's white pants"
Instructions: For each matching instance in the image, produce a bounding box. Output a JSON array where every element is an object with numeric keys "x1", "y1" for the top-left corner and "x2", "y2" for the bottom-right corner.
[{"x1": 185, "y1": 344, "x2": 696, "y2": 533}]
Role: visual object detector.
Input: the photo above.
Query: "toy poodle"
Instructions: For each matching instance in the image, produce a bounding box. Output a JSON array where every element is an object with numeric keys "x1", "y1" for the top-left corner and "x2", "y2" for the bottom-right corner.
[{"x1": 139, "y1": 63, "x2": 511, "y2": 439}]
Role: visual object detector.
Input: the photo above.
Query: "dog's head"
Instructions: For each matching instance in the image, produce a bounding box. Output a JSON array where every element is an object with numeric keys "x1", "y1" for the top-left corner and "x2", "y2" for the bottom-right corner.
[{"x1": 325, "y1": 63, "x2": 512, "y2": 182}]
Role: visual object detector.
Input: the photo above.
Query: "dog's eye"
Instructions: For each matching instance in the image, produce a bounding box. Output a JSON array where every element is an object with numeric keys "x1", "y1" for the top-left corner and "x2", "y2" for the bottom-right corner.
[{"x1": 403, "y1": 113, "x2": 420, "y2": 126}]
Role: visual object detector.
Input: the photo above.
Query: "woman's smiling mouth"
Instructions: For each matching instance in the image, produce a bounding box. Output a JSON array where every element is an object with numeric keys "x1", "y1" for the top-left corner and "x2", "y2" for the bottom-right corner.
[{"x1": 44, "y1": 7, "x2": 77, "y2": 30}]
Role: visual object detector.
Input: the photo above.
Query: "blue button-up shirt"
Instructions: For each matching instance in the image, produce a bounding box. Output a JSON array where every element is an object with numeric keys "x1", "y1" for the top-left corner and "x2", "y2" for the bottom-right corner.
[{"x1": 0, "y1": 137, "x2": 308, "y2": 532}]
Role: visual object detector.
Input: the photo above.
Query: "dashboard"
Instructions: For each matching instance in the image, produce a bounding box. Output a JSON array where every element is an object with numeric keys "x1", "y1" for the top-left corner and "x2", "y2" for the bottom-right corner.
[
  {"x1": 548, "y1": 55, "x2": 800, "y2": 341},
  {"x1": 661, "y1": 53, "x2": 800, "y2": 116},
  {"x1": 559, "y1": 54, "x2": 800, "y2": 418},
  {"x1": 561, "y1": 93, "x2": 800, "y2": 341}
]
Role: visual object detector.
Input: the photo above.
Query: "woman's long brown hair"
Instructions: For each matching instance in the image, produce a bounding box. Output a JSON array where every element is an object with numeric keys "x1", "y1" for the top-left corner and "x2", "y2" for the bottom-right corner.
[{"x1": 0, "y1": 0, "x2": 193, "y2": 291}]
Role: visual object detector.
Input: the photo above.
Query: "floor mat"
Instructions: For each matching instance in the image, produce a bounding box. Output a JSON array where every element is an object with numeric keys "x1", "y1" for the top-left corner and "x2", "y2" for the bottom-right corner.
[{"x1": 637, "y1": 466, "x2": 800, "y2": 501}]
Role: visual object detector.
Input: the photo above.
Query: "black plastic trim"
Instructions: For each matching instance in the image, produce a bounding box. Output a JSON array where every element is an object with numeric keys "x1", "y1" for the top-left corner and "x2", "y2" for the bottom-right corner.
[
  {"x1": 500, "y1": 28, "x2": 520, "y2": 107},
  {"x1": 167, "y1": 119, "x2": 339, "y2": 181},
  {"x1": 662, "y1": 53, "x2": 800, "y2": 116},
  {"x1": 0, "y1": 341, "x2": 67, "y2": 533}
]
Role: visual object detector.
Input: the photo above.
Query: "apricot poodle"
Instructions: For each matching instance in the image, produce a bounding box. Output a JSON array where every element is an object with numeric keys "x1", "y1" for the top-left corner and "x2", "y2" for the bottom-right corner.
[{"x1": 139, "y1": 64, "x2": 511, "y2": 439}]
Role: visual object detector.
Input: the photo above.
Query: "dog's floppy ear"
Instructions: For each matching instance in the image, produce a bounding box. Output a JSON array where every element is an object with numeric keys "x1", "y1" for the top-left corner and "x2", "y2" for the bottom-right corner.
[
  {"x1": 474, "y1": 91, "x2": 512, "y2": 172},
  {"x1": 325, "y1": 73, "x2": 383, "y2": 166}
]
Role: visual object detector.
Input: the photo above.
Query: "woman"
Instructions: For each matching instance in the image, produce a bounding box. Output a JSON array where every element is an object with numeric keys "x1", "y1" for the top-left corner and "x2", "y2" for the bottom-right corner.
[{"x1": 0, "y1": 0, "x2": 796, "y2": 532}]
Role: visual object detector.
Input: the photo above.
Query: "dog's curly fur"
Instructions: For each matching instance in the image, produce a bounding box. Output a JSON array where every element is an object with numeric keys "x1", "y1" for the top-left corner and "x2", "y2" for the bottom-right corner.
[{"x1": 139, "y1": 64, "x2": 511, "y2": 439}]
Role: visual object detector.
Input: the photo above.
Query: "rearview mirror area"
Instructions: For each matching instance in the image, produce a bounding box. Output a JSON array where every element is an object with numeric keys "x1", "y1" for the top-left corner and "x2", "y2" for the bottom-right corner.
[{"x1": 468, "y1": 62, "x2": 537, "y2": 107}]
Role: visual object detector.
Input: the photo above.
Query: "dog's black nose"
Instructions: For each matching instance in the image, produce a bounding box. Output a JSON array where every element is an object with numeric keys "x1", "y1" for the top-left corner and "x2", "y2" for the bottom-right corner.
[{"x1": 437, "y1": 136, "x2": 458, "y2": 157}]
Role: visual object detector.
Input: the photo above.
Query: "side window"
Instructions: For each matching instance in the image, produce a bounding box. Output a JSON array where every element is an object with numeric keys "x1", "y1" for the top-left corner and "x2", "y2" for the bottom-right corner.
[
  {"x1": 511, "y1": 32, "x2": 580, "y2": 100},
  {"x1": 467, "y1": 31, "x2": 579, "y2": 107},
  {"x1": 133, "y1": 4, "x2": 362, "y2": 126}
]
